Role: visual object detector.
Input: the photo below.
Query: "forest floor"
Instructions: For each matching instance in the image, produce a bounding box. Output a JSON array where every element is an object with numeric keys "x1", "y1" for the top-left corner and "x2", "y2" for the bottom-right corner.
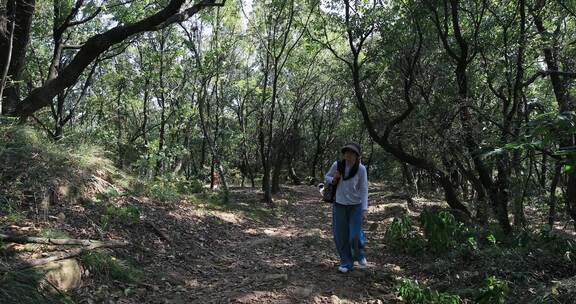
[
  {"x1": 0, "y1": 180, "x2": 431, "y2": 303},
  {"x1": 4, "y1": 180, "x2": 576, "y2": 303},
  {"x1": 74, "y1": 184, "x2": 406, "y2": 304}
]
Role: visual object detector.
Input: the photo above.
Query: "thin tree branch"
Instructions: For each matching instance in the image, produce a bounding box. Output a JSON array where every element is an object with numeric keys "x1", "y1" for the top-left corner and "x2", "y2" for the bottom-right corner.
[{"x1": 68, "y1": 7, "x2": 102, "y2": 27}]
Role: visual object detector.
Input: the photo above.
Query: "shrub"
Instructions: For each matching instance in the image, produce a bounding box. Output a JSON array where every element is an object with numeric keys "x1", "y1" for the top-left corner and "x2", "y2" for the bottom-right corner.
[
  {"x1": 537, "y1": 224, "x2": 576, "y2": 256},
  {"x1": 99, "y1": 204, "x2": 141, "y2": 230},
  {"x1": 419, "y1": 209, "x2": 463, "y2": 252},
  {"x1": 176, "y1": 178, "x2": 203, "y2": 195},
  {"x1": 385, "y1": 214, "x2": 425, "y2": 253},
  {"x1": 144, "y1": 175, "x2": 203, "y2": 202},
  {"x1": 398, "y1": 279, "x2": 461, "y2": 304},
  {"x1": 146, "y1": 176, "x2": 181, "y2": 202},
  {"x1": 475, "y1": 276, "x2": 509, "y2": 304},
  {"x1": 107, "y1": 205, "x2": 140, "y2": 223}
]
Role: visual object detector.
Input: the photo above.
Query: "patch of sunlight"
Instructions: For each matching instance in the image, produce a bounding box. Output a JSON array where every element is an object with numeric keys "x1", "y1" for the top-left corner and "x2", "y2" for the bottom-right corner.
[
  {"x1": 184, "y1": 278, "x2": 200, "y2": 288},
  {"x1": 382, "y1": 263, "x2": 404, "y2": 274},
  {"x1": 261, "y1": 226, "x2": 299, "y2": 238},
  {"x1": 243, "y1": 226, "x2": 300, "y2": 238},
  {"x1": 211, "y1": 210, "x2": 245, "y2": 225},
  {"x1": 299, "y1": 228, "x2": 326, "y2": 238},
  {"x1": 232, "y1": 291, "x2": 284, "y2": 303},
  {"x1": 168, "y1": 210, "x2": 186, "y2": 220},
  {"x1": 243, "y1": 228, "x2": 259, "y2": 235},
  {"x1": 266, "y1": 260, "x2": 296, "y2": 269}
]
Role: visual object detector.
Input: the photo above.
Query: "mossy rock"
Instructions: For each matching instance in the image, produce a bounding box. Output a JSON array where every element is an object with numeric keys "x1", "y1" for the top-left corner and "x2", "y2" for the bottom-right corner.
[
  {"x1": 38, "y1": 258, "x2": 83, "y2": 292},
  {"x1": 0, "y1": 259, "x2": 81, "y2": 303}
]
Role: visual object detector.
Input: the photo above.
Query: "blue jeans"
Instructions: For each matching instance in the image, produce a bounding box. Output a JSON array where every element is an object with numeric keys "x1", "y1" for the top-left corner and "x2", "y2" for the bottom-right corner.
[{"x1": 332, "y1": 202, "x2": 366, "y2": 269}]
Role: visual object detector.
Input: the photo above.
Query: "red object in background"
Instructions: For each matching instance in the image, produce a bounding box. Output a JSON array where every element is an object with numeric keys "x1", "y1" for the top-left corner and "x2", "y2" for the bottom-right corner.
[{"x1": 211, "y1": 171, "x2": 220, "y2": 189}]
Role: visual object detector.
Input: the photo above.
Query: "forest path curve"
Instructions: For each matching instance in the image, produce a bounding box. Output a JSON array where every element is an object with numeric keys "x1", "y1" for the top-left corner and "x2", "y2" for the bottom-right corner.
[{"x1": 112, "y1": 185, "x2": 401, "y2": 304}]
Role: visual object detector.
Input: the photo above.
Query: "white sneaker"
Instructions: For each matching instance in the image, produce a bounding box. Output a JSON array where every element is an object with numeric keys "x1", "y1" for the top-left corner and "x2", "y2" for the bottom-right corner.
[
  {"x1": 358, "y1": 258, "x2": 368, "y2": 267},
  {"x1": 337, "y1": 266, "x2": 349, "y2": 273}
]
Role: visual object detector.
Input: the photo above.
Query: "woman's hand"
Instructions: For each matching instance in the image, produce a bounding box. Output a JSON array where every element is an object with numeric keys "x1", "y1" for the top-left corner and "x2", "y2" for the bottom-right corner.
[{"x1": 332, "y1": 171, "x2": 341, "y2": 183}]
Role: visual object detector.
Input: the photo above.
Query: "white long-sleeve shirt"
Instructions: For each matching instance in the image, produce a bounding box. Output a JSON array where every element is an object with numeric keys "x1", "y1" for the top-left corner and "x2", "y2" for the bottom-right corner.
[{"x1": 324, "y1": 161, "x2": 369, "y2": 210}]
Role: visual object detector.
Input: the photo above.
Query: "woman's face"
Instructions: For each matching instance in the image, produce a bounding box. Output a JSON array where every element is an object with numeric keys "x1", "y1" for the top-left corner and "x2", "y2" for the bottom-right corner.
[{"x1": 343, "y1": 149, "x2": 358, "y2": 163}]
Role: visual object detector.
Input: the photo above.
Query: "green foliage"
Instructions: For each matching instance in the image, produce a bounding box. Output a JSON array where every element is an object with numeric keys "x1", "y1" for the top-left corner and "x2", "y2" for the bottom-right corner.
[
  {"x1": 385, "y1": 214, "x2": 413, "y2": 242},
  {"x1": 40, "y1": 228, "x2": 70, "y2": 239},
  {"x1": 486, "y1": 233, "x2": 497, "y2": 247},
  {"x1": 469, "y1": 235, "x2": 480, "y2": 248},
  {"x1": 475, "y1": 276, "x2": 509, "y2": 304},
  {"x1": 80, "y1": 251, "x2": 142, "y2": 283},
  {"x1": 1, "y1": 197, "x2": 25, "y2": 224},
  {"x1": 107, "y1": 205, "x2": 140, "y2": 223},
  {"x1": 537, "y1": 224, "x2": 576, "y2": 257},
  {"x1": 144, "y1": 175, "x2": 203, "y2": 202},
  {"x1": 148, "y1": 177, "x2": 181, "y2": 202},
  {"x1": 176, "y1": 178, "x2": 203, "y2": 195},
  {"x1": 5, "y1": 212, "x2": 24, "y2": 223},
  {"x1": 485, "y1": 111, "x2": 576, "y2": 168},
  {"x1": 385, "y1": 214, "x2": 425, "y2": 253},
  {"x1": 398, "y1": 279, "x2": 461, "y2": 304},
  {"x1": 95, "y1": 186, "x2": 123, "y2": 202},
  {"x1": 0, "y1": 125, "x2": 122, "y2": 221},
  {"x1": 419, "y1": 210, "x2": 463, "y2": 252},
  {"x1": 99, "y1": 204, "x2": 141, "y2": 230}
]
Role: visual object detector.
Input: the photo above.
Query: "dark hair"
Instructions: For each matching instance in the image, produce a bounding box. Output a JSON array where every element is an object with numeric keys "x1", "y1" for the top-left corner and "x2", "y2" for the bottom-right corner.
[{"x1": 337, "y1": 159, "x2": 360, "y2": 180}]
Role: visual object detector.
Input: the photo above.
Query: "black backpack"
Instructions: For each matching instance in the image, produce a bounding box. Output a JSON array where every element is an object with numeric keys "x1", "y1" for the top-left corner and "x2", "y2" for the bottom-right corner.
[{"x1": 321, "y1": 160, "x2": 346, "y2": 203}]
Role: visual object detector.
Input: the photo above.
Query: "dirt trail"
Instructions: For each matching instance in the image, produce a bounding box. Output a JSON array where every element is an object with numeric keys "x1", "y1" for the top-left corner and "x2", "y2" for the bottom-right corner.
[{"x1": 77, "y1": 185, "x2": 398, "y2": 304}]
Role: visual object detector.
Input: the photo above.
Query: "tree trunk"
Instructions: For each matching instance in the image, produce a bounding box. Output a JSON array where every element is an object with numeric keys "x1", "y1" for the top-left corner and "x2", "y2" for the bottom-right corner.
[
  {"x1": 53, "y1": 93, "x2": 65, "y2": 140},
  {"x1": 271, "y1": 151, "x2": 283, "y2": 194},
  {"x1": 513, "y1": 152, "x2": 531, "y2": 227},
  {"x1": 454, "y1": 157, "x2": 488, "y2": 224},
  {"x1": 115, "y1": 81, "x2": 125, "y2": 169},
  {"x1": 258, "y1": 35, "x2": 272, "y2": 205},
  {"x1": 154, "y1": 32, "x2": 167, "y2": 177},
  {"x1": 567, "y1": 170, "x2": 576, "y2": 230},
  {"x1": 262, "y1": 162, "x2": 272, "y2": 204},
  {"x1": 428, "y1": 0, "x2": 511, "y2": 232},
  {"x1": 310, "y1": 127, "x2": 322, "y2": 179},
  {"x1": 532, "y1": 2, "x2": 576, "y2": 225},
  {"x1": 548, "y1": 161, "x2": 562, "y2": 226},
  {"x1": 288, "y1": 157, "x2": 300, "y2": 185},
  {"x1": 0, "y1": 6, "x2": 15, "y2": 114},
  {"x1": 210, "y1": 158, "x2": 215, "y2": 189},
  {"x1": 0, "y1": 0, "x2": 35, "y2": 114},
  {"x1": 540, "y1": 153, "x2": 548, "y2": 189},
  {"x1": 437, "y1": 173, "x2": 468, "y2": 215}
]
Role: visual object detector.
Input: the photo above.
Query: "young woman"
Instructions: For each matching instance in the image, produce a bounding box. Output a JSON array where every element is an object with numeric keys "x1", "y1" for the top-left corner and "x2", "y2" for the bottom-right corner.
[{"x1": 324, "y1": 142, "x2": 369, "y2": 273}]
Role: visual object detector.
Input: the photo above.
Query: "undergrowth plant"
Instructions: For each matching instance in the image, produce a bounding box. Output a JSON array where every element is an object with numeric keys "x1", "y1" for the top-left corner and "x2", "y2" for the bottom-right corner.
[
  {"x1": 538, "y1": 224, "x2": 576, "y2": 257},
  {"x1": 99, "y1": 204, "x2": 141, "y2": 230},
  {"x1": 80, "y1": 251, "x2": 142, "y2": 283},
  {"x1": 144, "y1": 175, "x2": 202, "y2": 202},
  {"x1": 95, "y1": 187, "x2": 123, "y2": 202},
  {"x1": 398, "y1": 279, "x2": 461, "y2": 304},
  {"x1": 385, "y1": 214, "x2": 425, "y2": 253},
  {"x1": 475, "y1": 276, "x2": 509, "y2": 304},
  {"x1": 419, "y1": 210, "x2": 463, "y2": 252}
]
